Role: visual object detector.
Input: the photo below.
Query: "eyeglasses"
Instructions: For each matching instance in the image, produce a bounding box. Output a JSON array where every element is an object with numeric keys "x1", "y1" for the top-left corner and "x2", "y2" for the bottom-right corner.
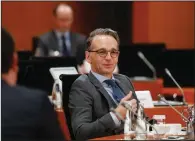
[{"x1": 88, "y1": 49, "x2": 120, "y2": 58}]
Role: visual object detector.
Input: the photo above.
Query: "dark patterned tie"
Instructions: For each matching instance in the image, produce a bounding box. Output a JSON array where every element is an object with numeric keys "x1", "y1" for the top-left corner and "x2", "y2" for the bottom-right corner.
[
  {"x1": 104, "y1": 79, "x2": 125, "y2": 103},
  {"x1": 61, "y1": 35, "x2": 69, "y2": 56}
]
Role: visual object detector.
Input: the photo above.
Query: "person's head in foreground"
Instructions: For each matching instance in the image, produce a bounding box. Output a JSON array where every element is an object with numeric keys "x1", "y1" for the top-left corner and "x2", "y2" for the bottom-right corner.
[{"x1": 1, "y1": 28, "x2": 18, "y2": 86}]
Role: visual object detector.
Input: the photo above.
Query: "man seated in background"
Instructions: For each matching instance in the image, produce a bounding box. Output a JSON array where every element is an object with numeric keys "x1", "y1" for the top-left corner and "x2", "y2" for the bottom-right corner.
[
  {"x1": 69, "y1": 28, "x2": 138, "y2": 140},
  {"x1": 35, "y1": 3, "x2": 86, "y2": 67},
  {"x1": 1, "y1": 28, "x2": 65, "y2": 141}
]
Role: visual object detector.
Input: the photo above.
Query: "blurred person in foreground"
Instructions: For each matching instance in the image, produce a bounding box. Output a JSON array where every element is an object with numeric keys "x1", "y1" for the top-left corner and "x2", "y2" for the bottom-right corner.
[
  {"x1": 1, "y1": 28, "x2": 65, "y2": 141},
  {"x1": 35, "y1": 3, "x2": 87, "y2": 71},
  {"x1": 69, "y1": 28, "x2": 138, "y2": 140}
]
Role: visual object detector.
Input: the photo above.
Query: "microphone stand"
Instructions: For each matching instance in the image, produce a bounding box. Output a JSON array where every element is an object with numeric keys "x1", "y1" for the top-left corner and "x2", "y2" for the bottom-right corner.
[
  {"x1": 137, "y1": 51, "x2": 157, "y2": 80},
  {"x1": 158, "y1": 94, "x2": 194, "y2": 139},
  {"x1": 165, "y1": 68, "x2": 187, "y2": 105},
  {"x1": 121, "y1": 102, "x2": 160, "y2": 139}
]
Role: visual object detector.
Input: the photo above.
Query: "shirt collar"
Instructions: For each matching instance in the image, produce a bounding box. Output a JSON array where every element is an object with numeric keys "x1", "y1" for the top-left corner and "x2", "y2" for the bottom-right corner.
[
  {"x1": 91, "y1": 70, "x2": 115, "y2": 84},
  {"x1": 55, "y1": 30, "x2": 70, "y2": 39}
]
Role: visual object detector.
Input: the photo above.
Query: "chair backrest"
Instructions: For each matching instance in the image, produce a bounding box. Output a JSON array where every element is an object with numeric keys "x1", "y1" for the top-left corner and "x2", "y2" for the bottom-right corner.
[
  {"x1": 17, "y1": 51, "x2": 33, "y2": 60},
  {"x1": 60, "y1": 74, "x2": 81, "y2": 140},
  {"x1": 32, "y1": 36, "x2": 39, "y2": 54},
  {"x1": 17, "y1": 57, "x2": 77, "y2": 94}
]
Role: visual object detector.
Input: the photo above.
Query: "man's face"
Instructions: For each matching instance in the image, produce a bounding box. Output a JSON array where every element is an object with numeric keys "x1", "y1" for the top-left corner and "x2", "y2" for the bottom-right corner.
[
  {"x1": 86, "y1": 35, "x2": 119, "y2": 78},
  {"x1": 55, "y1": 7, "x2": 73, "y2": 32}
]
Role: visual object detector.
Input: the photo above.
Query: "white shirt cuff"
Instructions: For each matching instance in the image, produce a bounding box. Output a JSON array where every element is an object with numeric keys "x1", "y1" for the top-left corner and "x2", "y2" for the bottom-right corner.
[{"x1": 110, "y1": 112, "x2": 121, "y2": 127}]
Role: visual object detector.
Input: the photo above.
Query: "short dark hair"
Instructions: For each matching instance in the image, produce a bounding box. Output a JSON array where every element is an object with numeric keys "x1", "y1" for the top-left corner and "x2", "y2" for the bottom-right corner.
[
  {"x1": 1, "y1": 28, "x2": 15, "y2": 74},
  {"x1": 86, "y1": 28, "x2": 120, "y2": 51}
]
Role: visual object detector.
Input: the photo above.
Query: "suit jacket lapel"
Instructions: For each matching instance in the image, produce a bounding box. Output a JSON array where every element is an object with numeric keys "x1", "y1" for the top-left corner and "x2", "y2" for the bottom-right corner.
[
  {"x1": 50, "y1": 30, "x2": 60, "y2": 51},
  {"x1": 88, "y1": 72, "x2": 117, "y2": 109},
  {"x1": 70, "y1": 32, "x2": 76, "y2": 56}
]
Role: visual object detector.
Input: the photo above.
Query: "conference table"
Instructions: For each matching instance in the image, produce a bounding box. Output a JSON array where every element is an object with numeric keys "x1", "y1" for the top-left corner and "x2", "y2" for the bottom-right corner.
[
  {"x1": 91, "y1": 105, "x2": 194, "y2": 140},
  {"x1": 132, "y1": 78, "x2": 194, "y2": 127},
  {"x1": 91, "y1": 133, "x2": 189, "y2": 140},
  {"x1": 132, "y1": 78, "x2": 163, "y2": 101},
  {"x1": 55, "y1": 78, "x2": 194, "y2": 140},
  {"x1": 144, "y1": 105, "x2": 191, "y2": 127},
  {"x1": 56, "y1": 104, "x2": 193, "y2": 140},
  {"x1": 132, "y1": 78, "x2": 194, "y2": 103}
]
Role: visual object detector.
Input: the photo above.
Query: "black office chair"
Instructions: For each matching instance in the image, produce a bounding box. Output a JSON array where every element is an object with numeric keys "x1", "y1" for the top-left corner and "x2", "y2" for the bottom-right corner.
[
  {"x1": 17, "y1": 51, "x2": 33, "y2": 60},
  {"x1": 60, "y1": 74, "x2": 80, "y2": 140},
  {"x1": 17, "y1": 57, "x2": 77, "y2": 94},
  {"x1": 32, "y1": 36, "x2": 39, "y2": 54}
]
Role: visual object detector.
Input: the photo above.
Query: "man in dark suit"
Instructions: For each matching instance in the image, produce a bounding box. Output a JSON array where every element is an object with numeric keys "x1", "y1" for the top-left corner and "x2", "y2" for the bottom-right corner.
[
  {"x1": 69, "y1": 28, "x2": 138, "y2": 140},
  {"x1": 35, "y1": 3, "x2": 86, "y2": 66},
  {"x1": 1, "y1": 28, "x2": 65, "y2": 141}
]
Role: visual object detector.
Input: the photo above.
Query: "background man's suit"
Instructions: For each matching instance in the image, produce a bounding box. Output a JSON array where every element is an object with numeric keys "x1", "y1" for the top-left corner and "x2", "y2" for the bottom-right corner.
[
  {"x1": 1, "y1": 80, "x2": 64, "y2": 141},
  {"x1": 69, "y1": 72, "x2": 139, "y2": 140},
  {"x1": 36, "y1": 30, "x2": 87, "y2": 65}
]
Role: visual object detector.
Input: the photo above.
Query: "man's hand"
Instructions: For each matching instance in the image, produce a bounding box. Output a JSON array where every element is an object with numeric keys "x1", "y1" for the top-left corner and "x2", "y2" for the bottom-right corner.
[
  {"x1": 126, "y1": 99, "x2": 137, "y2": 113},
  {"x1": 115, "y1": 91, "x2": 137, "y2": 120}
]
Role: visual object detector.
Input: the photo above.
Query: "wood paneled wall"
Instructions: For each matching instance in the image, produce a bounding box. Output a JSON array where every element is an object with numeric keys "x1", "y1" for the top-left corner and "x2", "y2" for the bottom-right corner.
[
  {"x1": 133, "y1": 2, "x2": 194, "y2": 49},
  {"x1": 2, "y1": 1, "x2": 194, "y2": 50}
]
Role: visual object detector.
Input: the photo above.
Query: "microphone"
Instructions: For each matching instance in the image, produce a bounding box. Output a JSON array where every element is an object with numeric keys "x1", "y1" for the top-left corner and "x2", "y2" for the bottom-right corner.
[
  {"x1": 137, "y1": 51, "x2": 157, "y2": 79},
  {"x1": 165, "y1": 68, "x2": 187, "y2": 105},
  {"x1": 121, "y1": 102, "x2": 160, "y2": 137},
  {"x1": 158, "y1": 94, "x2": 189, "y2": 122}
]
